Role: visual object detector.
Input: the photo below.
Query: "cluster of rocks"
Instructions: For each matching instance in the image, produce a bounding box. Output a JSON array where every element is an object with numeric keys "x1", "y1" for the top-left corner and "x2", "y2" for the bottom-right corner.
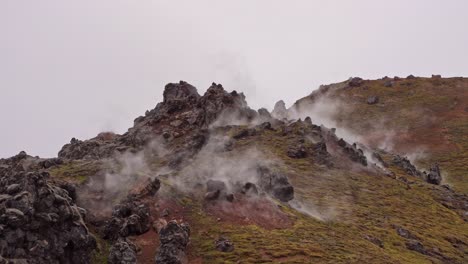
[
  {"x1": 103, "y1": 198, "x2": 151, "y2": 241},
  {"x1": 203, "y1": 165, "x2": 294, "y2": 204},
  {"x1": 392, "y1": 156, "x2": 443, "y2": 185},
  {"x1": 0, "y1": 152, "x2": 96, "y2": 263},
  {"x1": 348, "y1": 77, "x2": 364, "y2": 87},
  {"x1": 257, "y1": 166, "x2": 294, "y2": 202},
  {"x1": 392, "y1": 155, "x2": 422, "y2": 177},
  {"x1": 104, "y1": 178, "x2": 160, "y2": 263},
  {"x1": 108, "y1": 237, "x2": 138, "y2": 264},
  {"x1": 155, "y1": 221, "x2": 191, "y2": 264},
  {"x1": 324, "y1": 129, "x2": 368, "y2": 166},
  {"x1": 215, "y1": 237, "x2": 234, "y2": 252}
]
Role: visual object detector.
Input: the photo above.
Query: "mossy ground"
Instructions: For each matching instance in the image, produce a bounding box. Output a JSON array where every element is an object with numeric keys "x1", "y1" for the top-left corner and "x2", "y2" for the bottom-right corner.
[
  {"x1": 315, "y1": 77, "x2": 468, "y2": 193},
  {"x1": 181, "y1": 128, "x2": 467, "y2": 263}
]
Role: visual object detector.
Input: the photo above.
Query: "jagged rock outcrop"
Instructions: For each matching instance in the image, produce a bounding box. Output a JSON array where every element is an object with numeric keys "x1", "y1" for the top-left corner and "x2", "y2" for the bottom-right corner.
[
  {"x1": 0, "y1": 153, "x2": 96, "y2": 263},
  {"x1": 108, "y1": 237, "x2": 137, "y2": 264},
  {"x1": 155, "y1": 221, "x2": 190, "y2": 264},
  {"x1": 348, "y1": 77, "x2": 363, "y2": 87},
  {"x1": 427, "y1": 164, "x2": 442, "y2": 185},
  {"x1": 392, "y1": 155, "x2": 423, "y2": 178},
  {"x1": 257, "y1": 166, "x2": 294, "y2": 202},
  {"x1": 215, "y1": 237, "x2": 234, "y2": 252},
  {"x1": 324, "y1": 129, "x2": 367, "y2": 166},
  {"x1": 103, "y1": 197, "x2": 151, "y2": 240},
  {"x1": 271, "y1": 100, "x2": 288, "y2": 119}
]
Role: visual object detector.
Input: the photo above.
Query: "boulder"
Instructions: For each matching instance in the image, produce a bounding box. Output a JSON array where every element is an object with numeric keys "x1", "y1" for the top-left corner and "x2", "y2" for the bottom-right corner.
[
  {"x1": 0, "y1": 165, "x2": 96, "y2": 263},
  {"x1": 215, "y1": 237, "x2": 234, "y2": 252},
  {"x1": 241, "y1": 182, "x2": 259, "y2": 196},
  {"x1": 104, "y1": 198, "x2": 151, "y2": 240},
  {"x1": 257, "y1": 166, "x2": 294, "y2": 202},
  {"x1": 287, "y1": 144, "x2": 307, "y2": 159},
  {"x1": 155, "y1": 221, "x2": 190, "y2": 264},
  {"x1": 427, "y1": 164, "x2": 442, "y2": 185},
  {"x1": 349, "y1": 77, "x2": 363, "y2": 87},
  {"x1": 392, "y1": 156, "x2": 423, "y2": 178},
  {"x1": 163, "y1": 81, "x2": 200, "y2": 103},
  {"x1": 271, "y1": 100, "x2": 288, "y2": 119},
  {"x1": 206, "y1": 180, "x2": 227, "y2": 193},
  {"x1": 108, "y1": 238, "x2": 137, "y2": 264}
]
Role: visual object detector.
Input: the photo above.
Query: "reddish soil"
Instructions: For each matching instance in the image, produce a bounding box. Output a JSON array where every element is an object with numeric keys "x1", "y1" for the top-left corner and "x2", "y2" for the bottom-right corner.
[{"x1": 203, "y1": 194, "x2": 293, "y2": 229}]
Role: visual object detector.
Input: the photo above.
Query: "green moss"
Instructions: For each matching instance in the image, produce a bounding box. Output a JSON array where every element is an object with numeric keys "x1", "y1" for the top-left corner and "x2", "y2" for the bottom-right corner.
[
  {"x1": 90, "y1": 231, "x2": 110, "y2": 264},
  {"x1": 48, "y1": 160, "x2": 102, "y2": 184}
]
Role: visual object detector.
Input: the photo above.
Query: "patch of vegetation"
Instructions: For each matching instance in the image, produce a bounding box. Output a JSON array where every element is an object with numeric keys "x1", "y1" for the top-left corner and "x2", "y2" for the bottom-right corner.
[{"x1": 48, "y1": 160, "x2": 103, "y2": 184}]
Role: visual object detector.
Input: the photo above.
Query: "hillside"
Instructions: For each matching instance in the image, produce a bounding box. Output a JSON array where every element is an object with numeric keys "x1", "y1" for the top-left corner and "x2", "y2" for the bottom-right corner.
[{"x1": 0, "y1": 78, "x2": 467, "y2": 264}]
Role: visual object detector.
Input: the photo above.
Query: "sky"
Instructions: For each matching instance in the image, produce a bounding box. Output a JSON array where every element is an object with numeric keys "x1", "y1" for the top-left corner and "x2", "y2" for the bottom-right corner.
[{"x1": 1, "y1": 0, "x2": 467, "y2": 158}]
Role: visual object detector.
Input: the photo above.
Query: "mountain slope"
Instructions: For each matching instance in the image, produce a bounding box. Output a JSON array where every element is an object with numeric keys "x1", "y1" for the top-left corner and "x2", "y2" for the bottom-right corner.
[{"x1": 1, "y1": 78, "x2": 467, "y2": 264}]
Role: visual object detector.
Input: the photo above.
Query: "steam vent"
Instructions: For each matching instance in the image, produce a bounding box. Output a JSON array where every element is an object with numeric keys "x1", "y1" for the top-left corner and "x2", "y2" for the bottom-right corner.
[{"x1": 1, "y1": 77, "x2": 468, "y2": 263}]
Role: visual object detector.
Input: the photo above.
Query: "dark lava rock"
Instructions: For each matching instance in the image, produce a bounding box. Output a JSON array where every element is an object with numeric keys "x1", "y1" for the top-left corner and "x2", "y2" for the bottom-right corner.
[
  {"x1": 204, "y1": 190, "x2": 220, "y2": 201},
  {"x1": 206, "y1": 180, "x2": 227, "y2": 193},
  {"x1": 271, "y1": 100, "x2": 288, "y2": 119},
  {"x1": 349, "y1": 77, "x2": 363, "y2": 87},
  {"x1": 367, "y1": 96, "x2": 379, "y2": 105},
  {"x1": 407, "y1": 74, "x2": 416, "y2": 79},
  {"x1": 259, "y1": 122, "x2": 273, "y2": 130},
  {"x1": 0, "y1": 157, "x2": 96, "y2": 263},
  {"x1": 312, "y1": 141, "x2": 332, "y2": 165},
  {"x1": 215, "y1": 237, "x2": 234, "y2": 252},
  {"x1": 155, "y1": 221, "x2": 190, "y2": 264},
  {"x1": 406, "y1": 240, "x2": 426, "y2": 254},
  {"x1": 163, "y1": 81, "x2": 200, "y2": 103},
  {"x1": 257, "y1": 166, "x2": 294, "y2": 202},
  {"x1": 392, "y1": 155, "x2": 423, "y2": 178},
  {"x1": 427, "y1": 164, "x2": 442, "y2": 185},
  {"x1": 241, "y1": 182, "x2": 259, "y2": 196},
  {"x1": 257, "y1": 108, "x2": 272, "y2": 120},
  {"x1": 108, "y1": 237, "x2": 137, "y2": 264},
  {"x1": 104, "y1": 198, "x2": 151, "y2": 240},
  {"x1": 432, "y1": 74, "x2": 442, "y2": 79},
  {"x1": 287, "y1": 144, "x2": 307, "y2": 159}
]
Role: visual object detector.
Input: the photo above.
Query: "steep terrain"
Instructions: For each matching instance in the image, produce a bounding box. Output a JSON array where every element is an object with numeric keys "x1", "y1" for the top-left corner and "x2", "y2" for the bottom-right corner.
[{"x1": 0, "y1": 78, "x2": 467, "y2": 264}]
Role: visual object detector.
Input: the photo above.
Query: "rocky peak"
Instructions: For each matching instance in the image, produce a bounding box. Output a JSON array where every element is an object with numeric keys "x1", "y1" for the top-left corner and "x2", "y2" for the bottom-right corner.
[
  {"x1": 272, "y1": 100, "x2": 288, "y2": 119},
  {"x1": 163, "y1": 81, "x2": 200, "y2": 103}
]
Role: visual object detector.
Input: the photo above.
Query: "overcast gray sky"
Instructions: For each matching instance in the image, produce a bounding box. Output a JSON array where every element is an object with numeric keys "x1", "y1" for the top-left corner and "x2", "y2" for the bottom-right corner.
[{"x1": 1, "y1": 0, "x2": 467, "y2": 158}]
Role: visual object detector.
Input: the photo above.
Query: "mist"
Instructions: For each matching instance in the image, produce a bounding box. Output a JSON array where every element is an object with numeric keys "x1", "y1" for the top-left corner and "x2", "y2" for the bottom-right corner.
[{"x1": 1, "y1": 1, "x2": 468, "y2": 158}]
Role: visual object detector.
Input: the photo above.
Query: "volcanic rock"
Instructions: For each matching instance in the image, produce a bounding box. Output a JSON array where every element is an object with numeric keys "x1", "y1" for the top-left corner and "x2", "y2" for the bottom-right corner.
[
  {"x1": 427, "y1": 164, "x2": 442, "y2": 185},
  {"x1": 271, "y1": 100, "x2": 288, "y2": 119},
  {"x1": 108, "y1": 237, "x2": 137, "y2": 264},
  {"x1": 155, "y1": 221, "x2": 190, "y2": 264},
  {"x1": 392, "y1": 155, "x2": 423, "y2": 178},
  {"x1": 241, "y1": 182, "x2": 259, "y2": 196},
  {"x1": 215, "y1": 237, "x2": 234, "y2": 252},
  {"x1": 0, "y1": 158, "x2": 96, "y2": 263},
  {"x1": 104, "y1": 198, "x2": 151, "y2": 240},
  {"x1": 349, "y1": 77, "x2": 363, "y2": 87},
  {"x1": 257, "y1": 166, "x2": 294, "y2": 202},
  {"x1": 287, "y1": 144, "x2": 307, "y2": 159}
]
